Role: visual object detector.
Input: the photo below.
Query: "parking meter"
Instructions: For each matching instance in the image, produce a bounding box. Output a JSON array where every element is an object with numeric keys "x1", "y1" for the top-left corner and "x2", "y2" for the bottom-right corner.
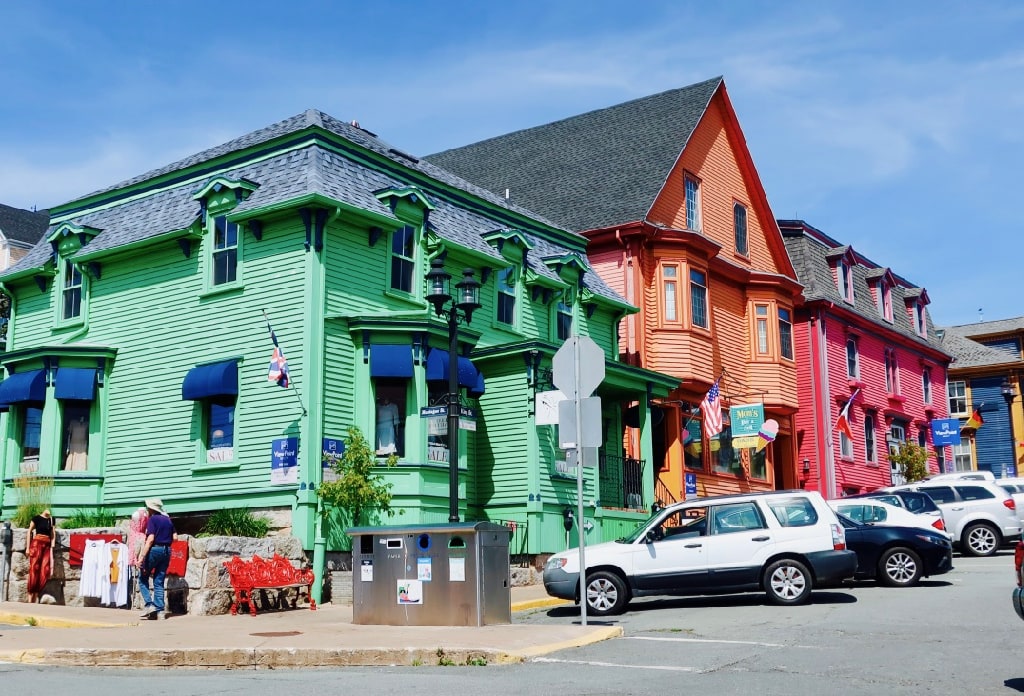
[
  {"x1": 562, "y1": 508, "x2": 574, "y2": 532},
  {"x1": 0, "y1": 521, "x2": 11, "y2": 550}
]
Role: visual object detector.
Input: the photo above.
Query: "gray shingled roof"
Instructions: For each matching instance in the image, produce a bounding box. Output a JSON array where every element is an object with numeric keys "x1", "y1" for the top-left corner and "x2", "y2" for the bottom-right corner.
[
  {"x1": 425, "y1": 77, "x2": 723, "y2": 233},
  {"x1": 938, "y1": 326, "x2": 1017, "y2": 369},
  {"x1": 780, "y1": 223, "x2": 948, "y2": 357},
  {"x1": 0, "y1": 204, "x2": 48, "y2": 245},
  {"x1": 1, "y1": 112, "x2": 625, "y2": 304},
  {"x1": 947, "y1": 317, "x2": 1024, "y2": 336}
]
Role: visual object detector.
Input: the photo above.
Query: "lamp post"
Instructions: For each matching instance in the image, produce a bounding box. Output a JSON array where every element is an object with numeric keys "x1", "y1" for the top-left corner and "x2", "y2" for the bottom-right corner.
[
  {"x1": 1002, "y1": 377, "x2": 1018, "y2": 478},
  {"x1": 425, "y1": 258, "x2": 481, "y2": 522}
]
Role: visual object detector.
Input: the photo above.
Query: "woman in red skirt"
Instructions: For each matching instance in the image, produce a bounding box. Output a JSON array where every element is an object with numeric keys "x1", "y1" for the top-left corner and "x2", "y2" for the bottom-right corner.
[{"x1": 26, "y1": 509, "x2": 55, "y2": 603}]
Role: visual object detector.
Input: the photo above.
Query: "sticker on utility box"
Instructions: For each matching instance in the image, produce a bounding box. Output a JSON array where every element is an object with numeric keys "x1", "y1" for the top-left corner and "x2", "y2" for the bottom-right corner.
[
  {"x1": 360, "y1": 559, "x2": 373, "y2": 582},
  {"x1": 397, "y1": 579, "x2": 423, "y2": 604},
  {"x1": 417, "y1": 557, "x2": 432, "y2": 581},
  {"x1": 449, "y1": 556, "x2": 466, "y2": 582}
]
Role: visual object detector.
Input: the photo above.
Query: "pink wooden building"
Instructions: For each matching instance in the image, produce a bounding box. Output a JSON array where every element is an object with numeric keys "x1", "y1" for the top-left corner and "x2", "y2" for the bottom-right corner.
[{"x1": 780, "y1": 221, "x2": 951, "y2": 497}]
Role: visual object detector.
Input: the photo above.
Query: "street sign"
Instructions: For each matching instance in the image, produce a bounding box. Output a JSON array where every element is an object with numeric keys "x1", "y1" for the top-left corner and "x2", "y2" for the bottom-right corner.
[
  {"x1": 552, "y1": 336, "x2": 605, "y2": 398},
  {"x1": 558, "y1": 397, "x2": 602, "y2": 448},
  {"x1": 685, "y1": 472, "x2": 697, "y2": 501}
]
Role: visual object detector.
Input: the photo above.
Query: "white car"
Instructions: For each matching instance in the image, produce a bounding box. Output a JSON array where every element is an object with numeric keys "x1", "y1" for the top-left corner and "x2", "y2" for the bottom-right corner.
[
  {"x1": 543, "y1": 490, "x2": 858, "y2": 616},
  {"x1": 886, "y1": 480, "x2": 1021, "y2": 556},
  {"x1": 829, "y1": 499, "x2": 953, "y2": 541}
]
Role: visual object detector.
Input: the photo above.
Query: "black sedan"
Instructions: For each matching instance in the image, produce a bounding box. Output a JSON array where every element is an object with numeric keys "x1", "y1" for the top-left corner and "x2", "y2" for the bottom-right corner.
[{"x1": 838, "y1": 514, "x2": 954, "y2": 587}]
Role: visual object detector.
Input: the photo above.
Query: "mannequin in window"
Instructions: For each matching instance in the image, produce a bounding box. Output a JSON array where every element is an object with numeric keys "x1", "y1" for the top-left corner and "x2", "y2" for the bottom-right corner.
[
  {"x1": 64, "y1": 414, "x2": 88, "y2": 471},
  {"x1": 376, "y1": 398, "x2": 400, "y2": 455}
]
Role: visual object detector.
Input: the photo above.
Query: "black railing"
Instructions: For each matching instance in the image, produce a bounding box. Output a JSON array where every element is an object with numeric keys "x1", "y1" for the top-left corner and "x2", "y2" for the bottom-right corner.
[
  {"x1": 655, "y1": 479, "x2": 678, "y2": 508},
  {"x1": 473, "y1": 518, "x2": 530, "y2": 567},
  {"x1": 599, "y1": 453, "x2": 646, "y2": 510}
]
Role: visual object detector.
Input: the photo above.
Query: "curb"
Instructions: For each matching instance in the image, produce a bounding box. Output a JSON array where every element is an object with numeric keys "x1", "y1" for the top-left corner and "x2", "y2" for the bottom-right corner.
[
  {"x1": 0, "y1": 627, "x2": 623, "y2": 668},
  {"x1": 511, "y1": 597, "x2": 572, "y2": 612},
  {"x1": 0, "y1": 611, "x2": 133, "y2": 629}
]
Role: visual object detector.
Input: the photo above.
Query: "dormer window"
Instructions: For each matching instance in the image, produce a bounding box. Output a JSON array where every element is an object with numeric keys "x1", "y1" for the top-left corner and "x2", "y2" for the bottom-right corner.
[
  {"x1": 496, "y1": 266, "x2": 517, "y2": 327},
  {"x1": 914, "y1": 302, "x2": 927, "y2": 336},
  {"x1": 62, "y1": 259, "x2": 82, "y2": 320},
  {"x1": 875, "y1": 280, "x2": 893, "y2": 322},
  {"x1": 212, "y1": 215, "x2": 238, "y2": 286},
  {"x1": 836, "y1": 259, "x2": 853, "y2": 302},
  {"x1": 556, "y1": 286, "x2": 575, "y2": 341},
  {"x1": 390, "y1": 225, "x2": 416, "y2": 294}
]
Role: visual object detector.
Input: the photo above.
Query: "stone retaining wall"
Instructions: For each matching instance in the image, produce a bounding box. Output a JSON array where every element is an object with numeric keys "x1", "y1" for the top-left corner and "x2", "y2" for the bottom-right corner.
[{"x1": 1, "y1": 527, "x2": 311, "y2": 616}]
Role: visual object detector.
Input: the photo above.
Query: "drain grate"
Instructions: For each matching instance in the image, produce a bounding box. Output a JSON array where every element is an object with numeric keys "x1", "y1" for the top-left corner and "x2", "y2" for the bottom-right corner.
[{"x1": 250, "y1": 631, "x2": 303, "y2": 637}]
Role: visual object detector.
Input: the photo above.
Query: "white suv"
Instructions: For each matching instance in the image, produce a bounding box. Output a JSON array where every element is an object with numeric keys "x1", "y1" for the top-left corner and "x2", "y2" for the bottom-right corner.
[
  {"x1": 543, "y1": 490, "x2": 857, "y2": 616},
  {"x1": 886, "y1": 480, "x2": 1021, "y2": 556}
]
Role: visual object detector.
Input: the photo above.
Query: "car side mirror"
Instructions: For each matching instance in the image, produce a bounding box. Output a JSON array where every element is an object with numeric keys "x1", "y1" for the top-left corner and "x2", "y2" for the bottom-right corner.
[{"x1": 645, "y1": 528, "x2": 663, "y2": 543}]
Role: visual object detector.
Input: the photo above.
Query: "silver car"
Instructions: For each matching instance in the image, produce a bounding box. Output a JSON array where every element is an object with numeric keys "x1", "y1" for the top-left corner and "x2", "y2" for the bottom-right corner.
[{"x1": 886, "y1": 481, "x2": 1021, "y2": 556}]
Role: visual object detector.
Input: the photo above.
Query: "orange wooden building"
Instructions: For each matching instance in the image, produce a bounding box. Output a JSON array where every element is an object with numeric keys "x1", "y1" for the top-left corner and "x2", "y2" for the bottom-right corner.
[{"x1": 429, "y1": 77, "x2": 803, "y2": 504}]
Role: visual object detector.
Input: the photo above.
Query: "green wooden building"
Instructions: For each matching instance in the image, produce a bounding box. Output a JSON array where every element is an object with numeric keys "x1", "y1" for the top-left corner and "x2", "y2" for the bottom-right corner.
[{"x1": 0, "y1": 110, "x2": 677, "y2": 581}]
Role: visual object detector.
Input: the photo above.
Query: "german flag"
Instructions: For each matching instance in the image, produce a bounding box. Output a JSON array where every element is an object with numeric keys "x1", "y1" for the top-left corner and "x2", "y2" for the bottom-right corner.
[{"x1": 963, "y1": 403, "x2": 985, "y2": 431}]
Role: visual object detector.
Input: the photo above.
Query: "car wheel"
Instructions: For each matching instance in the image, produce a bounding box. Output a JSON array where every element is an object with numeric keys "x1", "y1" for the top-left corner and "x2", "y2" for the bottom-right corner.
[
  {"x1": 962, "y1": 523, "x2": 999, "y2": 557},
  {"x1": 583, "y1": 570, "x2": 628, "y2": 616},
  {"x1": 878, "y1": 547, "x2": 922, "y2": 587},
  {"x1": 763, "y1": 559, "x2": 813, "y2": 606}
]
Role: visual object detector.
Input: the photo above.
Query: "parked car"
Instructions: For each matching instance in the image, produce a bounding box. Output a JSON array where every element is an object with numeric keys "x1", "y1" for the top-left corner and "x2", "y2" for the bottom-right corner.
[
  {"x1": 828, "y1": 499, "x2": 953, "y2": 541},
  {"x1": 926, "y1": 471, "x2": 996, "y2": 482},
  {"x1": 885, "y1": 480, "x2": 1021, "y2": 556},
  {"x1": 836, "y1": 514, "x2": 954, "y2": 587},
  {"x1": 543, "y1": 490, "x2": 858, "y2": 616},
  {"x1": 996, "y1": 478, "x2": 1024, "y2": 528},
  {"x1": 843, "y1": 490, "x2": 948, "y2": 537}
]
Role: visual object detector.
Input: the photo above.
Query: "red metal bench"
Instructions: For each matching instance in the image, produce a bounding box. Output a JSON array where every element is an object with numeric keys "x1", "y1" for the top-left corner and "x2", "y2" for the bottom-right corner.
[{"x1": 222, "y1": 553, "x2": 317, "y2": 616}]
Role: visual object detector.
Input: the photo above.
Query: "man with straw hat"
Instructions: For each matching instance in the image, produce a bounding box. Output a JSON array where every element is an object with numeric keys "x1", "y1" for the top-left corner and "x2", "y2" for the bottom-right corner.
[{"x1": 138, "y1": 498, "x2": 177, "y2": 619}]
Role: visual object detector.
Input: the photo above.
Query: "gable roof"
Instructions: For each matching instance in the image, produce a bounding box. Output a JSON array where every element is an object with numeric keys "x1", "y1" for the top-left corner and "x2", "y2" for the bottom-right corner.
[
  {"x1": 0, "y1": 203, "x2": 49, "y2": 245},
  {"x1": 425, "y1": 77, "x2": 723, "y2": 232},
  {"x1": 938, "y1": 326, "x2": 1018, "y2": 369},
  {"x1": 1, "y1": 111, "x2": 625, "y2": 306}
]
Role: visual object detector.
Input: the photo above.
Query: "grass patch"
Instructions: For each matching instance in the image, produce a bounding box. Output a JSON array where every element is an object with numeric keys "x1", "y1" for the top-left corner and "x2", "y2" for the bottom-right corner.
[
  {"x1": 59, "y1": 508, "x2": 119, "y2": 529},
  {"x1": 198, "y1": 508, "x2": 271, "y2": 537}
]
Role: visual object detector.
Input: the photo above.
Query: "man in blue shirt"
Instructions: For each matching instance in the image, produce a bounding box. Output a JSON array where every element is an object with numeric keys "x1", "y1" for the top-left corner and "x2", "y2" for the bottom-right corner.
[{"x1": 138, "y1": 498, "x2": 177, "y2": 619}]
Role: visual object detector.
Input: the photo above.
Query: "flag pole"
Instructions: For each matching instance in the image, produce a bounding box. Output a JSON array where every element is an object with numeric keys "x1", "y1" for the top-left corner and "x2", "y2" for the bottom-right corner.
[{"x1": 263, "y1": 310, "x2": 307, "y2": 416}]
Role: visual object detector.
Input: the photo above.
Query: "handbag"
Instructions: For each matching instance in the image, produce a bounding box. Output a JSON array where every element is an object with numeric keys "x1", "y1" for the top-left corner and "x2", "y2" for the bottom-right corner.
[{"x1": 1012, "y1": 586, "x2": 1024, "y2": 621}]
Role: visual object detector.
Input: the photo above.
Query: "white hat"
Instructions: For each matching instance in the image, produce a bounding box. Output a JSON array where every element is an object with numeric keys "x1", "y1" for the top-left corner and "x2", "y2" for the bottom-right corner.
[{"x1": 144, "y1": 498, "x2": 165, "y2": 515}]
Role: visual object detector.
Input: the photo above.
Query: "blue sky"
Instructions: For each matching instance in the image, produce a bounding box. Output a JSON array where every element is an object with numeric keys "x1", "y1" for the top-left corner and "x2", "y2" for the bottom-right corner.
[{"x1": 2, "y1": 1, "x2": 1021, "y2": 327}]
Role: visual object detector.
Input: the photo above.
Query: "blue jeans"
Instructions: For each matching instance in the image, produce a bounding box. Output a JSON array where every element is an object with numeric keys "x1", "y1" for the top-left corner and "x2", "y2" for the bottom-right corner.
[{"x1": 139, "y1": 546, "x2": 170, "y2": 612}]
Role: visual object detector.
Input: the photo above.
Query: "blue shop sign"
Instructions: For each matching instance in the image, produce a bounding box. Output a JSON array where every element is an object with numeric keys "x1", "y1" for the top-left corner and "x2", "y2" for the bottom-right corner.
[
  {"x1": 931, "y1": 418, "x2": 961, "y2": 446},
  {"x1": 271, "y1": 437, "x2": 299, "y2": 485}
]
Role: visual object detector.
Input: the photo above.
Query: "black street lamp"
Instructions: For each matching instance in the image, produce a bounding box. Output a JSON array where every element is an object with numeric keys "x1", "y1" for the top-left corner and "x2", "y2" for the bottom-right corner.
[
  {"x1": 425, "y1": 257, "x2": 481, "y2": 522},
  {"x1": 1002, "y1": 377, "x2": 1018, "y2": 476}
]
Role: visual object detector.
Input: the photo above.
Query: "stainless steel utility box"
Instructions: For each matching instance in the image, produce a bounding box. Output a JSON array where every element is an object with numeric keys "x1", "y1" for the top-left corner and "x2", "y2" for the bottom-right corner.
[{"x1": 348, "y1": 522, "x2": 511, "y2": 626}]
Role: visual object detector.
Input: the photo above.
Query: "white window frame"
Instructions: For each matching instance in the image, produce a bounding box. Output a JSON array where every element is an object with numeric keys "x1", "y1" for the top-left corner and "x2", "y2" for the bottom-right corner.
[
  {"x1": 846, "y1": 337, "x2": 860, "y2": 378},
  {"x1": 948, "y1": 380, "x2": 967, "y2": 416},
  {"x1": 689, "y1": 268, "x2": 708, "y2": 329},
  {"x1": 685, "y1": 174, "x2": 702, "y2": 232},
  {"x1": 922, "y1": 368, "x2": 932, "y2": 404},
  {"x1": 211, "y1": 214, "x2": 239, "y2": 287},
  {"x1": 864, "y1": 413, "x2": 877, "y2": 463}
]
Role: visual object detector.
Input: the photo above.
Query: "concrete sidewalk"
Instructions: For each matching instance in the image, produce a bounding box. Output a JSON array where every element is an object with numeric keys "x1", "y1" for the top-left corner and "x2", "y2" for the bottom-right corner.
[{"x1": 0, "y1": 585, "x2": 616, "y2": 668}]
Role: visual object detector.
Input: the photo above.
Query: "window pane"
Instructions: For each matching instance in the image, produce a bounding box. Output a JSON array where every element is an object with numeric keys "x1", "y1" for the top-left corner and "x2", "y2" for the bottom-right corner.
[
  {"x1": 734, "y1": 204, "x2": 748, "y2": 255},
  {"x1": 756, "y1": 318, "x2": 768, "y2": 353},
  {"x1": 23, "y1": 406, "x2": 42, "y2": 459},
  {"x1": 778, "y1": 308, "x2": 793, "y2": 359},
  {"x1": 391, "y1": 257, "x2": 413, "y2": 293},
  {"x1": 208, "y1": 403, "x2": 234, "y2": 448},
  {"x1": 846, "y1": 339, "x2": 858, "y2": 377},
  {"x1": 62, "y1": 402, "x2": 90, "y2": 471},
  {"x1": 664, "y1": 281, "x2": 677, "y2": 321},
  {"x1": 690, "y1": 269, "x2": 707, "y2": 328},
  {"x1": 685, "y1": 177, "x2": 700, "y2": 231},
  {"x1": 497, "y1": 268, "x2": 515, "y2": 325}
]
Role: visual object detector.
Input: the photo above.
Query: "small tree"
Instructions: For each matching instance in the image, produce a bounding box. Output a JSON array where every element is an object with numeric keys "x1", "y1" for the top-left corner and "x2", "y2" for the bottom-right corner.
[
  {"x1": 890, "y1": 441, "x2": 930, "y2": 483},
  {"x1": 317, "y1": 426, "x2": 401, "y2": 536}
]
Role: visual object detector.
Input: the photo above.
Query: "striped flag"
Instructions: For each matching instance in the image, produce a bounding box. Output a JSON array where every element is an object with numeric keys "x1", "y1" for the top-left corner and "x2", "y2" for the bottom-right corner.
[
  {"x1": 264, "y1": 314, "x2": 290, "y2": 388},
  {"x1": 700, "y1": 379, "x2": 723, "y2": 439},
  {"x1": 835, "y1": 389, "x2": 859, "y2": 440},
  {"x1": 964, "y1": 403, "x2": 984, "y2": 431}
]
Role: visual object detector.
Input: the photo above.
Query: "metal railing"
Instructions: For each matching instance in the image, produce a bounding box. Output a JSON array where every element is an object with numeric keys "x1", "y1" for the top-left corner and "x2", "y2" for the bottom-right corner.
[
  {"x1": 655, "y1": 479, "x2": 678, "y2": 508},
  {"x1": 474, "y1": 518, "x2": 531, "y2": 567},
  {"x1": 599, "y1": 453, "x2": 646, "y2": 510}
]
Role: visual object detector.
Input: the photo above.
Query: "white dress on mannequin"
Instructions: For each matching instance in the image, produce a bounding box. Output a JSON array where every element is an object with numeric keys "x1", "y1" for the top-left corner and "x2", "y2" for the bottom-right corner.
[{"x1": 376, "y1": 400, "x2": 400, "y2": 454}]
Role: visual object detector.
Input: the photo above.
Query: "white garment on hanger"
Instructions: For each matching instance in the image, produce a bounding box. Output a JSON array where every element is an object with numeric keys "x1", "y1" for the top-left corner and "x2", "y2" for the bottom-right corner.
[
  {"x1": 80, "y1": 539, "x2": 106, "y2": 598},
  {"x1": 102, "y1": 541, "x2": 129, "y2": 607}
]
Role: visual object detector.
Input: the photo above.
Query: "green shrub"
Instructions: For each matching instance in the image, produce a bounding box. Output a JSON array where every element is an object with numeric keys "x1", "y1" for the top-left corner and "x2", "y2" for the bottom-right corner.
[
  {"x1": 198, "y1": 508, "x2": 271, "y2": 538},
  {"x1": 59, "y1": 509, "x2": 118, "y2": 529}
]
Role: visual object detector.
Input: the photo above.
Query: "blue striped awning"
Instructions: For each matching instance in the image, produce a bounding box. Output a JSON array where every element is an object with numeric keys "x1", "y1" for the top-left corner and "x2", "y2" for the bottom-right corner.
[
  {"x1": 370, "y1": 344, "x2": 414, "y2": 378},
  {"x1": 0, "y1": 369, "x2": 47, "y2": 405},
  {"x1": 182, "y1": 360, "x2": 238, "y2": 401},
  {"x1": 425, "y1": 349, "x2": 478, "y2": 388},
  {"x1": 55, "y1": 368, "x2": 97, "y2": 401}
]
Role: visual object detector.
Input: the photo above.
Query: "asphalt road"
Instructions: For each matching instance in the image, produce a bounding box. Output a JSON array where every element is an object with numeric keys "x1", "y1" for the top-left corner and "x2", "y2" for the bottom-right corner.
[{"x1": 0, "y1": 550, "x2": 1021, "y2": 695}]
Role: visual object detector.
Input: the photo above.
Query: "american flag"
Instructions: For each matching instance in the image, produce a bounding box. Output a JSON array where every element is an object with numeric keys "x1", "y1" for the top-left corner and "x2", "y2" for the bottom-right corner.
[{"x1": 700, "y1": 379, "x2": 723, "y2": 439}]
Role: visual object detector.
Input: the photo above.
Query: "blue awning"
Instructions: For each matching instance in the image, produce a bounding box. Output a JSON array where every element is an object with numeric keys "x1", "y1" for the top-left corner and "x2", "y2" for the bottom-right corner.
[
  {"x1": 55, "y1": 368, "x2": 97, "y2": 401},
  {"x1": 468, "y1": 370, "x2": 486, "y2": 398},
  {"x1": 182, "y1": 360, "x2": 238, "y2": 401},
  {"x1": 370, "y1": 344, "x2": 414, "y2": 378},
  {"x1": 0, "y1": 369, "x2": 47, "y2": 405},
  {"x1": 425, "y1": 349, "x2": 478, "y2": 388}
]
